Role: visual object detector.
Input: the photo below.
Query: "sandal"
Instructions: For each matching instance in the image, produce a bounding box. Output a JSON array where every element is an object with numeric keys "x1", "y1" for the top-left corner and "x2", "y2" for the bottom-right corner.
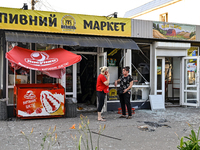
[
  {"x1": 126, "y1": 116, "x2": 132, "y2": 119},
  {"x1": 119, "y1": 115, "x2": 126, "y2": 118},
  {"x1": 101, "y1": 116, "x2": 106, "y2": 119},
  {"x1": 98, "y1": 118, "x2": 106, "y2": 122}
]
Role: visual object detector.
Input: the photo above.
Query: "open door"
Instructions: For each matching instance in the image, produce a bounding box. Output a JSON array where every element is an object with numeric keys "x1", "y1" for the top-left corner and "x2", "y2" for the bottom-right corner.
[
  {"x1": 97, "y1": 51, "x2": 107, "y2": 112},
  {"x1": 155, "y1": 57, "x2": 165, "y2": 100},
  {"x1": 181, "y1": 56, "x2": 199, "y2": 107}
]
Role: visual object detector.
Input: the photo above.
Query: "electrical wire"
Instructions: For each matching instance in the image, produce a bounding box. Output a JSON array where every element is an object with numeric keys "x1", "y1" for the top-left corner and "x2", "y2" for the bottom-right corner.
[
  {"x1": 43, "y1": 0, "x2": 57, "y2": 12},
  {"x1": 35, "y1": 0, "x2": 57, "y2": 12}
]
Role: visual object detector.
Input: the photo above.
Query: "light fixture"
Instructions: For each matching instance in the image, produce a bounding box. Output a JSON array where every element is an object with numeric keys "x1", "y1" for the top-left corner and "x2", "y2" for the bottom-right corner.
[
  {"x1": 106, "y1": 12, "x2": 118, "y2": 20},
  {"x1": 22, "y1": 3, "x2": 28, "y2": 10},
  {"x1": 114, "y1": 12, "x2": 118, "y2": 18}
]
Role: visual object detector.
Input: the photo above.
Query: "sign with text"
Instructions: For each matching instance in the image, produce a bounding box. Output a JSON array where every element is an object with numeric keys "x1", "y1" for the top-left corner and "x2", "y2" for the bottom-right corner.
[
  {"x1": 15, "y1": 83, "x2": 65, "y2": 118},
  {"x1": 187, "y1": 63, "x2": 196, "y2": 72},
  {"x1": 0, "y1": 7, "x2": 131, "y2": 37},
  {"x1": 153, "y1": 21, "x2": 196, "y2": 40}
]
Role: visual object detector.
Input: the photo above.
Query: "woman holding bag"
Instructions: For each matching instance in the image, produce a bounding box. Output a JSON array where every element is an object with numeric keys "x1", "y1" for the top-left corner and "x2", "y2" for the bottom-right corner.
[{"x1": 96, "y1": 66, "x2": 110, "y2": 121}]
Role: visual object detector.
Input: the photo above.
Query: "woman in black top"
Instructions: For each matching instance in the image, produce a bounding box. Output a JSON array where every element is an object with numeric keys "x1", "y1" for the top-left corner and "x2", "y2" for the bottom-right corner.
[{"x1": 115, "y1": 66, "x2": 133, "y2": 119}]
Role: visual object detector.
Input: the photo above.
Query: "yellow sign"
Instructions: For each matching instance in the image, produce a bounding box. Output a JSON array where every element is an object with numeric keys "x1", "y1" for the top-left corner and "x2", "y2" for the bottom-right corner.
[
  {"x1": 108, "y1": 88, "x2": 118, "y2": 100},
  {"x1": 0, "y1": 7, "x2": 131, "y2": 37}
]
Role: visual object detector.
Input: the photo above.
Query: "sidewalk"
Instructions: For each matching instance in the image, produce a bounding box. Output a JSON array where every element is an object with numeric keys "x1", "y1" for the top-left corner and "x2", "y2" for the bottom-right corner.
[{"x1": 0, "y1": 106, "x2": 200, "y2": 150}]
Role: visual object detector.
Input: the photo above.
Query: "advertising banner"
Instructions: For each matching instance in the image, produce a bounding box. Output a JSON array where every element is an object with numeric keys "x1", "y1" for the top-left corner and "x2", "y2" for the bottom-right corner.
[
  {"x1": 153, "y1": 21, "x2": 196, "y2": 40},
  {"x1": 15, "y1": 84, "x2": 65, "y2": 118},
  {"x1": 0, "y1": 7, "x2": 131, "y2": 37},
  {"x1": 187, "y1": 63, "x2": 196, "y2": 72},
  {"x1": 6, "y1": 46, "x2": 82, "y2": 78}
]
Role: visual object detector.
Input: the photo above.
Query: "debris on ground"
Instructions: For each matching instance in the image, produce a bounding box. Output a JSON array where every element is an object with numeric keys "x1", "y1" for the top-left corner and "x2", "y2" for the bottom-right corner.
[
  {"x1": 158, "y1": 119, "x2": 168, "y2": 123},
  {"x1": 137, "y1": 125, "x2": 155, "y2": 132},
  {"x1": 137, "y1": 120, "x2": 171, "y2": 132},
  {"x1": 144, "y1": 121, "x2": 171, "y2": 128}
]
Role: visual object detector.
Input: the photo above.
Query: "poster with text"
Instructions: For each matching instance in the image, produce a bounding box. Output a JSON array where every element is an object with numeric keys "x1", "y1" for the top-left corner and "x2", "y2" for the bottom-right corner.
[{"x1": 17, "y1": 88, "x2": 65, "y2": 117}]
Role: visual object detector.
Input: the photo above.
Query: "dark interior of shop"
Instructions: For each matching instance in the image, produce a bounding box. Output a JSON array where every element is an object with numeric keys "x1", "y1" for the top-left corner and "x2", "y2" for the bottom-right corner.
[
  {"x1": 165, "y1": 57, "x2": 180, "y2": 104},
  {"x1": 77, "y1": 54, "x2": 97, "y2": 104},
  {"x1": 64, "y1": 46, "x2": 97, "y2": 105}
]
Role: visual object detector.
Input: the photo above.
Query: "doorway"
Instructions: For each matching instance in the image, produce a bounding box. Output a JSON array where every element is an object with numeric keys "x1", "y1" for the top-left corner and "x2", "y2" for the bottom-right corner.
[
  {"x1": 77, "y1": 54, "x2": 97, "y2": 105},
  {"x1": 156, "y1": 56, "x2": 200, "y2": 107},
  {"x1": 156, "y1": 57, "x2": 181, "y2": 106},
  {"x1": 165, "y1": 57, "x2": 181, "y2": 105}
]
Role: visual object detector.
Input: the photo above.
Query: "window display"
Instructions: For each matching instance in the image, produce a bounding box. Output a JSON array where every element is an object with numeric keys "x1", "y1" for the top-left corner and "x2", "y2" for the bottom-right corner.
[
  {"x1": 8, "y1": 42, "x2": 30, "y2": 86},
  {"x1": 66, "y1": 66, "x2": 73, "y2": 92},
  {"x1": 7, "y1": 42, "x2": 30, "y2": 104}
]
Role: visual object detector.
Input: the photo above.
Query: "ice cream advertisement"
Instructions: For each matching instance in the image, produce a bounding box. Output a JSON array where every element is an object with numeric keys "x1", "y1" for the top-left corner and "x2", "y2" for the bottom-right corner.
[{"x1": 17, "y1": 88, "x2": 65, "y2": 117}]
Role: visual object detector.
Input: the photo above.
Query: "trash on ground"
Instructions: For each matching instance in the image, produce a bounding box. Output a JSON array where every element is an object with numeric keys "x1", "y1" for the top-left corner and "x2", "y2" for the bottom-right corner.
[
  {"x1": 138, "y1": 125, "x2": 148, "y2": 131},
  {"x1": 137, "y1": 125, "x2": 155, "y2": 132}
]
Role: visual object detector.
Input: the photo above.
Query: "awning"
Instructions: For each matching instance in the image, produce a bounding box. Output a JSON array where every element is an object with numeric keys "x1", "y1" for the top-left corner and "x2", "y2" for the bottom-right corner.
[
  {"x1": 5, "y1": 32, "x2": 140, "y2": 50},
  {"x1": 6, "y1": 46, "x2": 82, "y2": 79}
]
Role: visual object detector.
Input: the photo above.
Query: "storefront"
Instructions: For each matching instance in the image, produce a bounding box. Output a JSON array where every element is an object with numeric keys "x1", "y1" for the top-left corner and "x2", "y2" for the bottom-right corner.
[
  {"x1": 131, "y1": 20, "x2": 200, "y2": 109},
  {"x1": 1, "y1": 7, "x2": 200, "y2": 118},
  {"x1": 0, "y1": 7, "x2": 141, "y2": 117}
]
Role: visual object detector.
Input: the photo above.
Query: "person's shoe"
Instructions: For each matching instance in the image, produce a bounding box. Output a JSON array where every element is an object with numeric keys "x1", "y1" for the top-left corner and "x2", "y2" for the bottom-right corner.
[
  {"x1": 126, "y1": 116, "x2": 132, "y2": 119},
  {"x1": 98, "y1": 118, "x2": 106, "y2": 122},
  {"x1": 119, "y1": 115, "x2": 126, "y2": 118}
]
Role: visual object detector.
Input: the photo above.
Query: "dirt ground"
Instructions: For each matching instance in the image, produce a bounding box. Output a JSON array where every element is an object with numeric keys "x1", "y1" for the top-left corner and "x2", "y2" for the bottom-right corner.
[{"x1": 0, "y1": 106, "x2": 200, "y2": 150}]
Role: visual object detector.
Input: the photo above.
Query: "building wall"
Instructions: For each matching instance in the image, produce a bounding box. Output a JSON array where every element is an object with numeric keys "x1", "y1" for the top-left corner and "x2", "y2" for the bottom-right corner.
[
  {"x1": 132, "y1": 19, "x2": 153, "y2": 38},
  {"x1": 131, "y1": 0, "x2": 200, "y2": 25},
  {"x1": 132, "y1": 19, "x2": 200, "y2": 42}
]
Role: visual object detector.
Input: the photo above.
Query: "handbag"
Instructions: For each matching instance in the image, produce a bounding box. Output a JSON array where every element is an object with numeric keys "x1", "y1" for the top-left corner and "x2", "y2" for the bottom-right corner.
[{"x1": 117, "y1": 88, "x2": 123, "y2": 95}]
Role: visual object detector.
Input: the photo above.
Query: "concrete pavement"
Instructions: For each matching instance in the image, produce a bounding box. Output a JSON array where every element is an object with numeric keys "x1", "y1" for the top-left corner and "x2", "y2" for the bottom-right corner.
[{"x1": 0, "y1": 106, "x2": 200, "y2": 150}]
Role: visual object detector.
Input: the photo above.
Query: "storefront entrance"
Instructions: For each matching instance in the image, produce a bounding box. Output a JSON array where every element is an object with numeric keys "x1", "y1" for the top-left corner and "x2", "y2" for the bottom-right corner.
[
  {"x1": 156, "y1": 56, "x2": 200, "y2": 107},
  {"x1": 181, "y1": 56, "x2": 199, "y2": 107},
  {"x1": 76, "y1": 54, "x2": 97, "y2": 104},
  {"x1": 66, "y1": 47, "x2": 107, "y2": 107}
]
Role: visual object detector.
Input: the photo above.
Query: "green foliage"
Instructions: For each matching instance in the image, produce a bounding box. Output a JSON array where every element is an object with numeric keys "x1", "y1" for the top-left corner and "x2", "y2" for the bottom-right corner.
[
  {"x1": 20, "y1": 126, "x2": 57, "y2": 150},
  {"x1": 159, "y1": 29, "x2": 167, "y2": 35},
  {"x1": 190, "y1": 32, "x2": 196, "y2": 38},
  {"x1": 41, "y1": 126, "x2": 57, "y2": 150},
  {"x1": 70, "y1": 114, "x2": 106, "y2": 150},
  {"x1": 153, "y1": 23, "x2": 157, "y2": 29},
  {"x1": 157, "y1": 24, "x2": 160, "y2": 31},
  {"x1": 177, "y1": 123, "x2": 200, "y2": 150}
]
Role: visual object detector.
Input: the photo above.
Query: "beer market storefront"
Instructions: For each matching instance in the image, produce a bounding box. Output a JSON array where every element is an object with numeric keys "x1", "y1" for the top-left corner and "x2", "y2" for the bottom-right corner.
[{"x1": 0, "y1": 7, "x2": 141, "y2": 117}]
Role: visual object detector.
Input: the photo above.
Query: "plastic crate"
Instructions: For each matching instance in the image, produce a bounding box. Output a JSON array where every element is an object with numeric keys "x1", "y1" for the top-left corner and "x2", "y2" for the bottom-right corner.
[{"x1": 118, "y1": 107, "x2": 135, "y2": 115}]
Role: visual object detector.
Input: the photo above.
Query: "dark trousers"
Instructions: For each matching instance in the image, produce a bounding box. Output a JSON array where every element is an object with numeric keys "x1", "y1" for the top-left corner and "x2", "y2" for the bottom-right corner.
[
  {"x1": 119, "y1": 92, "x2": 132, "y2": 116},
  {"x1": 97, "y1": 91, "x2": 106, "y2": 112}
]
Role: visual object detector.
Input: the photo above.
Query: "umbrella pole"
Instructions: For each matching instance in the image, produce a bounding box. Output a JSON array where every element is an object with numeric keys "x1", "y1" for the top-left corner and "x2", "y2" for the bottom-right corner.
[{"x1": 14, "y1": 69, "x2": 16, "y2": 86}]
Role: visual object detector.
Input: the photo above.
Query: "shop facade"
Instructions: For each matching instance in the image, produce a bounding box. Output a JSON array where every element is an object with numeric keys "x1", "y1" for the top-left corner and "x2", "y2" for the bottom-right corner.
[
  {"x1": 0, "y1": 7, "x2": 141, "y2": 117},
  {"x1": 131, "y1": 19, "x2": 200, "y2": 109},
  {"x1": 1, "y1": 7, "x2": 200, "y2": 118}
]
